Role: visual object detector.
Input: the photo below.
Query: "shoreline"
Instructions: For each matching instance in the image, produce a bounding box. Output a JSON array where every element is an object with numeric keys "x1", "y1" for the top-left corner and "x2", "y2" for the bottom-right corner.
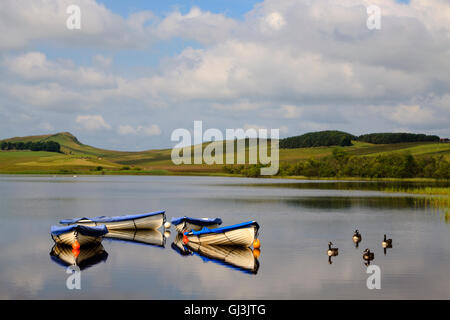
[
  {"x1": 0, "y1": 170, "x2": 449, "y2": 182},
  {"x1": 0, "y1": 170, "x2": 449, "y2": 181}
]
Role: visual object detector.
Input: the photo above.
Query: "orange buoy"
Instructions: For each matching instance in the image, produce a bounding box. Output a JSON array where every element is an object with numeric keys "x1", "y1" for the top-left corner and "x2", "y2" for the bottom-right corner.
[
  {"x1": 253, "y1": 248, "x2": 261, "y2": 259},
  {"x1": 72, "y1": 240, "x2": 80, "y2": 250},
  {"x1": 182, "y1": 235, "x2": 189, "y2": 245},
  {"x1": 253, "y1": 238, "x2": 261, "y2": 249}
]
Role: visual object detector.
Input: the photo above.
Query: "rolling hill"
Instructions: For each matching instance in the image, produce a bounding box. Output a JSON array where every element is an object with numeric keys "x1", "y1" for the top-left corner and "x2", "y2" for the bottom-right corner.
[{"x1": 1, "y1": 131, "x2": 450, "y2": 175}]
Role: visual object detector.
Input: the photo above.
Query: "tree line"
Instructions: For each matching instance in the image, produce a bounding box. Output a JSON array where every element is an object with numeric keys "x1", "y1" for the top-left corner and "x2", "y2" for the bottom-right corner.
[
  {"x1": 280, "y1": 130, "x2": 355, "y2": 148},
  {"x1": 358, "y1": 133, "x2": 440, "y2": 144},
  {"x1": 279, "y1": 131, "x2": 441, "y2": 149},
  {"x1": 224, "y1": 151, "x2": 450, "y2": 179},
  {"x1": 0, "y1": 141, "x2": 61, "y2": 153}
]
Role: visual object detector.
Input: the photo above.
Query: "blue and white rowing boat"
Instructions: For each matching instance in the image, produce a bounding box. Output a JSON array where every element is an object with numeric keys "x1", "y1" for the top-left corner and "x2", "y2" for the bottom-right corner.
[
  {"x1": 50, "y1": 224, "x2": 108, "y2": 247},
  {"x1": 171, "y1": 234, "x2": 259, "y2": 274},
  {"x1": 183, "y1": 221, "x2": 259, "y2": 247},
  {"x1": 171, "y1": 216, "x2": 222, "y2": 233},
  {"x1": 59, "y1": 210, "x2": 166, "y2": 230}
]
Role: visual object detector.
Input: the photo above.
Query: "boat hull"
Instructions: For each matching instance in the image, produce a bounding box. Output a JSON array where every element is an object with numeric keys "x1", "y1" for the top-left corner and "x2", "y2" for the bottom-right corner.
[
  {"x1": 186, "y1": 242, "x2": 259, "y2": 274},
  {"x1": 51, "y1": 231, "x2": 103, "y2": 247},
  {"x1": 186, "y1": 225, "x2": 257, "y2": 247},
  {"x1": 50, "y1": 244, "x2": 108, "y2": 270},
  {"x1": 105, "y1": 229, "x2": 165, "y2": 247},
  {"x1": 68, "y1": 212, "x2": 164, "y2": 230}
]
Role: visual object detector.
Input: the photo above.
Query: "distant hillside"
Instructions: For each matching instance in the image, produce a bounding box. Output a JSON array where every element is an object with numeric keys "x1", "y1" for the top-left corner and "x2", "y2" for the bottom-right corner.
[
  {"x1": 358, "y1": 132, "x2": 440, "y2": 144},
  {"x1": 279, "y1": 130, "x2": 356, "y2": 149},
  {"x1": 1, "y1": 131, "x2": 450, "y2": 175},
  {"x1": 1, "y1": 132, "x2": 132, "y2": 157},
  {"x1": 2, "y1": 132, "x2": 82, "y2": 154}
]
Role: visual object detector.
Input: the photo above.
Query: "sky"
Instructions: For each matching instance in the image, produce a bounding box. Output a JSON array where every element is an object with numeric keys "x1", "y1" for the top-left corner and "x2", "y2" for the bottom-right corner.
[{"x1": 0, "y1": 0, "x2": 449, "y2": 150}]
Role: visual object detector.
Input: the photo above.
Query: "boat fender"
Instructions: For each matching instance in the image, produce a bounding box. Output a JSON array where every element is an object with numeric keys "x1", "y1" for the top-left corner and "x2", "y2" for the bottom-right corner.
[{"x1": 72, "y1": 240, "x2": 80, "y2": 250}]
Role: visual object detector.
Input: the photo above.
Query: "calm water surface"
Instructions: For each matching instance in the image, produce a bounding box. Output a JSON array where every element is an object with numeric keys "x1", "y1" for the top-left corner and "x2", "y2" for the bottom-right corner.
[{"x1": 0, "y1": 175, "x2": 449, "y2": 299}]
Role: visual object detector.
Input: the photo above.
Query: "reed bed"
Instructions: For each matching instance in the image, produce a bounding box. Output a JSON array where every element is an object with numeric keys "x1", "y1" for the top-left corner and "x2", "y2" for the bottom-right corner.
[{"x1": 383, "y1": 186, "x2": 450, "y2": 220}]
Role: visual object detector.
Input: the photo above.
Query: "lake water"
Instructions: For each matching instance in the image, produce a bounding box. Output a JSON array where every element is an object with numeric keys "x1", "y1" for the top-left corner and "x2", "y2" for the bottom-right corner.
[{"x1": 0, "y1": 175, "x2": 449, "y2": 299}]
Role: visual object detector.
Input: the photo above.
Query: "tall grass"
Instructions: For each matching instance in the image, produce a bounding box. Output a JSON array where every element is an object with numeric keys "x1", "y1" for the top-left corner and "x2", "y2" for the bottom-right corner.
[{"x1": 383, "y1": 186, "x2": 450, "y2": 220}]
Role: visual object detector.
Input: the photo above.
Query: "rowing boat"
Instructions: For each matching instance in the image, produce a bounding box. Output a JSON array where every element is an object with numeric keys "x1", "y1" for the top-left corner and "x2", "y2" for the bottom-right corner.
[
  {"x1": 171, "y1": 234, "x2": 194, "y2": 256},
  {"x1": 171, "y1": 216, "x2": 222, "y2": 233},
  {"x1": 104, "y1": 229, "x2": 165, "y2": 248},
  {"x1": 59, "y1": 210, "x2": 166, "y2": 230},
  {"x1": 183, "y1": 221, "x2": 259, "y2": 247},
  {"x1": 50, "y1": 224, "x2": 108, "y2": 247},
  {"x1": 171, "y1": 234, "x2": 259, "y2": 274},
  {"x1": 186, "y1": 241, "x2": 259, "y2": 274},
  {"x1": 50, "y1": 244, "x2": 108, "y2": 270}
]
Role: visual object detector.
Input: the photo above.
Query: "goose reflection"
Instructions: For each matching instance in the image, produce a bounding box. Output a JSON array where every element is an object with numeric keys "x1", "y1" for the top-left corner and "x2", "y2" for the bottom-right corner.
[
  {"x1": 171, "y1": 234, "x2": 259, "y2": 274},
  {"x1": 363, "y1": 248, "x2": 374, "y2": 266},
  {"x1": 382, "y1": 234, "x2": 393, "y2": 255},
  {"x1": 104, "y1": 229, "x2": 165, "y2": 248},
  {"x1": 50, "y1": 244, "x2": 108, "y2": 270}
]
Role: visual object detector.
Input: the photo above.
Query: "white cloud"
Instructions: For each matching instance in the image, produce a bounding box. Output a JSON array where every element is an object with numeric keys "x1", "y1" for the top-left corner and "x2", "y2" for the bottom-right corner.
[
  {"x1": 154, "y1": 7, "x2": 238, "y2": 44},
  {"x1": 279, "y1": 105, "x2": 303, "y2": 119},
  {"x1": 117, "y1": 125, "x2": 136, "y2": 135},
  {"x1": 0, "y1": 0, "x2": 157, "y2": 50},
  {"x1": 1, "y1": 0, "x2": 450, "y2": 146},
  {"x1": 243, "y1": 124, "x2": 287, "y2": 135},
  {"x1": 4, "y1": 52, "x2": 117, "y2": 88},
  {"x1": 76, "y1": 114, "x2": 111, "y2": 130},
  {"x1": 92, "y1": 54, "x2": 112, "y2": 67},
  {"x1": 118, "y1": 124, "x2": 161, "y2": 136},
  {"x1": 140, "y1": 124, "x2": 161, "y2": 136},
  {"x1": 264, "y1": 12, "x2": 286, "y2": 31},
  {"x1": 370, "y1": 104, "x2": 437, "y2": 126}
]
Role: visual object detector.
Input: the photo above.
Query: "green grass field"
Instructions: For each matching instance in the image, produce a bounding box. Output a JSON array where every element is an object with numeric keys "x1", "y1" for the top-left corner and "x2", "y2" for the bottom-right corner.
[{"x1": 1, "y1": 132, "x2": 450, "y2": 175}]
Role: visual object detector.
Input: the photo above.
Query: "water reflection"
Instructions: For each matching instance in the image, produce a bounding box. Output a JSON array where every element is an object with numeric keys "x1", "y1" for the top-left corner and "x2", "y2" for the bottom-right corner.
[
  {"x1": 363, "y1": 249, "x2": 375, "y2": 266},
  {"x1": 284, "y1": 197, "x2": 421, "y2": 210},
  {"x1": 213, "y1": 196, "x2": 426, "y2": 210},
  {"x1": 1, "y1": 175, "x2": 449, "y2": 299},
  {"x1": 49, "y1": 244, "x2": 108, "y2": 270},
  {"x1": 104, "y1": 229, "x2": 166, "y2": 248},
  {"x1": 172, "y1": 235, "x2": 260, "y2": 275},
  {"x1": 226, "y1": 181, "x2": 450, "y2": 191}
]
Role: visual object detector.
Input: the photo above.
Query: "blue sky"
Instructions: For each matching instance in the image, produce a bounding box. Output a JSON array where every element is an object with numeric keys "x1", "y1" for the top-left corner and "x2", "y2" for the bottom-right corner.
[
  {"x1": 97, "y1": 0, "x2": 259, "y2": 19},
  {"x1": 0, "y1": 0, "x2": 449, "y2": 151}
]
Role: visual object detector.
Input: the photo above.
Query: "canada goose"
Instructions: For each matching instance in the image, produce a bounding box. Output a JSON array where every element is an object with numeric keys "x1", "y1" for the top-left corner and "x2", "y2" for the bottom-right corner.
[
  {"x1": 382, "y1": 234, "x2": 392, "y2": 248},
  {"x1": 352, "y1": 229, "x2": 362, "y2": 247},
  {"x1": 363, "y1": 248, "x2": 374, "y2": 261},
  {"x1": 327, "y1": 242, "x2": 339, "y2": 256}
]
